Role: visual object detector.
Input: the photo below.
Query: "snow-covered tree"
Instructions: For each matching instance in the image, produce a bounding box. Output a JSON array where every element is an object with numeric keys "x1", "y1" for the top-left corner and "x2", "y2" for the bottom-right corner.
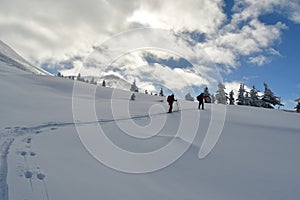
[
  {"x1": 203, "y1": 86, "x2": 212, "y2": 103},
  {"x1": 185, "y1": 93, "x2": 194, "y2": 101},
  {"x1": 76, "y1": 73, "x2": 85, "y2": 82},
  {"x1": 77, "y1": 73, "x2": 81, "y2": 81},
  {"x1": 261, "y1": 83, "x2": 283, "y2": 109},
  {"x1": 215, "y1": 82, "x2": 228, "y2": 104},
  {"x1": 130, "y1": 93, "x2": 136, "y2": 101},
  {"x1": 102, "y1": 80, "x2": 106, "y2": 87},
  {"x1": 130, "y1": 80, "x2": 139, "y2": 92},
  {"x1": 236, "y1": 84, "x2": 246, "y2": 105},
  {"x1": 211, "y1": 94, "x2": 215, "y2": 104},
  {"x1": 249, "y1": 86, "x2": 261, "y2": 107},
  {"x1": 244, "y1": 92, "x2": 251, "y2": 106},
  {"x1": 90, "y1": 77, "x2": 97, "y2": 85},
  {"x1": 229, "y1": 90, "x2": 235, "y2": 105}
]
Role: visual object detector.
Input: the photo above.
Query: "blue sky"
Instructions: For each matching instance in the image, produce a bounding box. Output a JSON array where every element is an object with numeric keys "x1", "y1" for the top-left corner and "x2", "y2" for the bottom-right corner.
[
  {"x1": 0, "y1": 0, "x2": 299, "y2": 109},
  {"x1": 223, "y1": 10, "x2": 300, "y2": 109}
]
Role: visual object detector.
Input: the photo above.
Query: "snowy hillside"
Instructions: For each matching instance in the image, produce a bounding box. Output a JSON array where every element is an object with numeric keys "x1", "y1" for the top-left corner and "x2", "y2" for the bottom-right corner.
[
  {"x1": 1, "y1": 60, "x2": 300, "y2": 200},
  {"x1": 0, "y1": 40, "x2": 51, "y2": 75}
]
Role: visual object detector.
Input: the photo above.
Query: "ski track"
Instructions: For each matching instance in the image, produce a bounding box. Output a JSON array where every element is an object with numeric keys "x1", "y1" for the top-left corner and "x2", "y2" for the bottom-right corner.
[
  {"x1": 1, "y1": 107, "x2": 190, "y2": 140},
  {"x1": 0, "y1": 108, "x2": 193, "y2": 200},
  {"x1": 0, "y1": 138, "x2": 14, "y2": 200}
]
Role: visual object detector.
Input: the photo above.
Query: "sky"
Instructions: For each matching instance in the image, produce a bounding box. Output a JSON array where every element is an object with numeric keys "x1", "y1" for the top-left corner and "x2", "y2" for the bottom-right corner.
[{"x1": 0, "y1": 0, "x2": 299, "y2": 109}]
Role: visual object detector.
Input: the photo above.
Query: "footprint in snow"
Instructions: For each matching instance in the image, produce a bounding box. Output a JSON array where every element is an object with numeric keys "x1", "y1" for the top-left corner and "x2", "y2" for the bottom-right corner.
[
  {"x1": 20, "y1": 151, "x2": 27, "y2": 156},
  {"x1": 22, "y1": 137, "x2": 32, "y2": 144},
  {"x1": 26, "y1": 137, "x2": 32, "y2": 144},
  {"x1": 30, "y1": 152, "x2": 36, "y2": 156},
  {"x1": 37, "y1": 173, "x2": 46, "y2": 180},
  {"x1": 24, "y1": 170, "x2": 34, "y2": 191},
  {"x1": 24, "y1": 171, "x2": 33, "y2": 179}
]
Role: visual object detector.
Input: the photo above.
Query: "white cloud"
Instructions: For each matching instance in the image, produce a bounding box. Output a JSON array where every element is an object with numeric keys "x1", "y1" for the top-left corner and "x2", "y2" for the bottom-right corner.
[
  {"x1": 242, "y1": 75, "x2": 259, "y2": 81},
  {"x1": 1, "y1": 0, "x2": 299, "y2": 90},
  {"x1": 290, "y1": 11, "x2": 300, "y2": 24},
  {"x1": 91, "y1": 49, "x2": 210, "y2": 90},
  {"x1": 281, "y1": 1, "x2": 300, "y2": 24},
  {"x1": 0, "y1": 0, "x2": 139, "y2": 61},
  {"x1": 211, "y1": 19, "x2": 286, "y2": 67},
  {"x1": 248, "y1": 55, "x2": 270, "y2": 66},
  {"x1": 231, "y1": 0, "x2": 300, "y2": 24},
  {"x1": 127, "y1": 0, "x2": 226, "y2": 33},
  {"x1": 201, "y1": 45, "x2": 238, "y2": 70}
]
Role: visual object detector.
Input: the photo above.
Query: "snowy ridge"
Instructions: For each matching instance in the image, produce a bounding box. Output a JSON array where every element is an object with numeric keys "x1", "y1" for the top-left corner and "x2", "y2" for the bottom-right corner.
[
  {"x1": 0, "y1": 40, "x2": 51, "y2": 75},
  {"x1": 100, "y1": 74, "x2": 131, "y2": 90}
]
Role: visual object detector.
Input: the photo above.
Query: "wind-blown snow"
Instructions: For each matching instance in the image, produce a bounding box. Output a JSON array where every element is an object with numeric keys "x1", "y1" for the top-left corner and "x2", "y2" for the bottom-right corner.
[
  {"x1": 1, "y1": 59, "x2": 300, "y2": 200},
  {"x1": 0, "y1": 40, "x2": 51, "y2": 76}
]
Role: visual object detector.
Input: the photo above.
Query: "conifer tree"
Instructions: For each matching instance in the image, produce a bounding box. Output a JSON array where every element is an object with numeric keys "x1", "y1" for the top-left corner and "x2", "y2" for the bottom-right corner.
[
  {"x1": 90, "y1": 77, "x2": 97, "y2": 85},
  {"x1": 244, "y1": 92, "x2": 251, "y2": 106},
  {"x1": 77, "y1": 73, "x2": 82, "y2": 81},
  {"x1": 130, "y1": 93, "x2": 136, "y2": 101},
  {"x1": 159, "y1": 88, "x2": 164, "y2": 96},
  {"x1": 211, "y1": 94, "x2": 215, "y2": 104},
  {"x1": 76, "y1": 73, "x2": 85, "y2": 82},
  {"x1": 130, "y1": 80, "x2": 139, "y2": 92},
  {"x1": 237, "y1": 84, "x2": 245, "y2": 105},
  {"x1": 102, "y1": 80, "x2": 106, "y2": 87},
  {"x1": 229, "y1": 90, "x2": 235, "y2": 105},
  {"x1": 249, "y1": 86, "x2": 260, "y2": 107},
  {"x1": 185, "y1": 93, "x2": 194, "y2": 101},
  {"x1": 215, "y1": 82, "x2": 227, "y2": 104},
  {"x1": 261, "y1": 82, "x2": 283, "y2": 109}
]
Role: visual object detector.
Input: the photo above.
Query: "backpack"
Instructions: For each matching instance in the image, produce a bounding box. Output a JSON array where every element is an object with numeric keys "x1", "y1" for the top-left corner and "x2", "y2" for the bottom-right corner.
[{"x1": 197, "y1": 93, "x2": 204, "y2": 101}]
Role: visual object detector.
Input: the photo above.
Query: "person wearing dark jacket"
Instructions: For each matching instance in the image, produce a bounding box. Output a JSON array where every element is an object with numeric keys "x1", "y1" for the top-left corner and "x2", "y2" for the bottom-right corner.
[
  {"x1": 197, "y1": 93, "x2": 207, "y2": 110},
  {"x1": 167, "y1": 94, "x2": 177, "y2": 113}
]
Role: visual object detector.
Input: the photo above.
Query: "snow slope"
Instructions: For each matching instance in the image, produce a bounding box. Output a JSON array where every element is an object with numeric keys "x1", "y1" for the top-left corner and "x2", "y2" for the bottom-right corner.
[
  {"x1": 1, "y1": 61, "x2": 300, "y2": 200},
  {"x1": 0, "y1": 40, "x2": 51, "y2": 75}
]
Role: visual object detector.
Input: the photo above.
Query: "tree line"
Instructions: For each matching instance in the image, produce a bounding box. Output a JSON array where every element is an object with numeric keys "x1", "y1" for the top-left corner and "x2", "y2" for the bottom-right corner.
[
  {"x1": 187, "y1": 82, "x2": 284, "y2": 109},
  {"x1": 57, "y1": 72, "x2": 299, "y2": 111}
]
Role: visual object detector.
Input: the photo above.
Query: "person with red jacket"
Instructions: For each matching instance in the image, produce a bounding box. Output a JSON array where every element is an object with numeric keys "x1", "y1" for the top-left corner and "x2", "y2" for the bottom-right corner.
[{"x1": 197, "y1": 93, "x2": 207, "y2": 110}]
